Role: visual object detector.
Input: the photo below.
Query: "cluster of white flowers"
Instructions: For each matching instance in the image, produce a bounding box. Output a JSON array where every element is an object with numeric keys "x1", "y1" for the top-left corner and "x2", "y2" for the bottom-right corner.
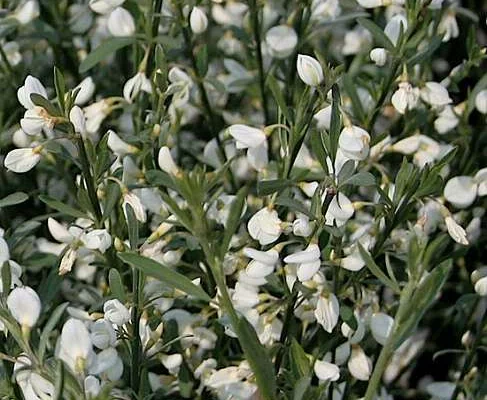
[{"x1": 0, "y1": 0, "x2": 486, "y2": 400}]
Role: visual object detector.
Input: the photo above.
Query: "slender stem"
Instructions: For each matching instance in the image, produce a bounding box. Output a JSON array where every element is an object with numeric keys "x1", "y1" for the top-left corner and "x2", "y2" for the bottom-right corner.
[
  {"x1": 76, "y1": 136, "x2": 103, "y2": 226},
  {"x1": 248, "y1": 0, "x2": 269, "y2": 125},
  {"x1": 146, "y1": 0, "x2": 164, "y2": 76},
  {"x1": 0, "y1": 45, "x2": 14, "y2": 76},
  {"x1": 131, "y1": 267, "x2": 141, "y2": 393},
  {"x1": 364, "y1": 281, "x2": 415, "y2": 400}
]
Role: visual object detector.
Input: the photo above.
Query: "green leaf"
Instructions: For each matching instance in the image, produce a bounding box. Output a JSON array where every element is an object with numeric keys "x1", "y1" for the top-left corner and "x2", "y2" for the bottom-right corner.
[
  {"x1": 343, "y1": 74, "x2": 365, "y2": 123},
  {"x1": 407, "y1": 35, "x2": 443, "y2": 66},
  {"x1": 30, "y1": 93, "x2": 62, "y2": 117},
  {"x1": 257, "y1": 179, "x2": 293, "y2": 196},
  {"x1": 395, "y1": 260, "x2": 452, "y2": 347},
  {"x1": 38, "y1": 302, "x2": 69, "y2": 362},
  {"x1": 118, "y1": 252, "x2": 211, "y2": 302},
  {"x1": 329, "y1": 84, "x2": 341, "y2": 163},
  {"x1": 79, "y1": 37, "x2": 135, "y2": 73},
  {"x1": 220, "y1": 187, "x2": 247, "y2": 258},
  {"x1": 39, "y1": 195, "x2": 87, "y2": 219},
  {"x1": 235, "y1": 317, "x2": 277, "y2": 400},
  {"x1": 289, "y1": 338, "x2": 311, "y2": 379},
  {"x1": 108, "y1": 268, "x2": 127, "y2": 303},
  {"x1": 358, "y1": 243, "x2": 400, "y2": 293},
  {"x1": 293, "y1": 376, "x2": 311, "y2": 400},
  {"x1": 0, "y1": 192, "x2": 28, "y2": 208},
  {"x1": 339, "y1": 171, "x2": 376, "y2": 187},
  {"x1": 54, "y1": 66, "x2": 66, "y2": 114},
  {"x1": 357, "y1": 18, "x2": 395, "y2": 52},
  {"x1": 1, "y1": 262, "x2": 11, "y2": 299},
  {"x1": 53, "y1": 361, "x2": 65, "y2": 400},
  {"x1": 196, "y1": 44, "x2": 209, "y2": 77},
  {"x1": 309, "y1": 131, "x2": 329, "y2": 175},
  {"x1": 340, "y1": 305, "x2": 358, "y2": 331},
  {"x1": 267, "y1": 75, "x2": 291, "y2": 122},
  {"x1": 124, "y1": 203, "x2": 139, "y2": 250},
  {"x1": 145, "y1": 170, "x2": 178, "y2": 190},
  {"x1": 275, "y1": 196, "x2": 313, "y2": 219}
]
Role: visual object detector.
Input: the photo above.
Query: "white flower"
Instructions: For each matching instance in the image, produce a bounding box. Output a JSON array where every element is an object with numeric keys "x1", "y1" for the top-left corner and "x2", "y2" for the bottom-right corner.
[
  {"x1": 228, "y1": 124, "x2": 266, "y2": 149},
  {"x1": 474, "y1": 276, "x2": 487, "y2": 296},
  {"x1": 315, "y1": 293, "x2": 339, "y2": 333},
  {"x1": 4, "y1": 147, "x2": 42, "y2": 173},
  {"x1": 74, "y1": 77, "x2": 96, "y2": 105},
  {"x1": 444, "y1": 176, "x2": 477, "y2": 208},
  {"x1": 348, "y1": 345, "x2": 372, "y2": 381},
  {"x1": 107, "y1": 130, "x2": 138, "y2": 156},
  {"x1": 247, "y1": 208, "x2": 282, "y2": 245},
  {"x1": 265, "y1": 25, "x2": 298, "y2": 59},
  {"x1": 14, "y1": 0, "x2": 40, "y2": 25},
  {"x1": 107, "y1": 7, "x2": 135, "y2": 37},
  {"x1": 426, "y1": 382, "x2": 456, "y2": 399},
  {"x1": 340, "y1": 246, "x2": 365, "y2": 272},
  {"x1": 167, "y1": 67, "x2": 193, "y2": 107},
  {"x1": 357, "y1": 0, "x2": 384, "y2": 7},
  {"x1": 84, "y1": 99, "x2": 110, "y2": 134},
  {"x1": 7, "y1": 287, "x2": 41, "y2": 328},
  {"x1": 14, "y1": 354, "x2": 55, "y2": 400},
  {"x1": 284, "y1": 244, "x2": 321, "y2": 281},
  {"x1": 57, "y1": 318, "x2": 94, "y2": 374},
  {"x1": 444, "y1": 215, "x2": 468, "y2": 245},
  {"x1": 420, "y1": 82, "x2": 452, "y2": 107},
  {"x1": 158, "y1": 146, "x2": 179, "y2": 175},
  {"x1": 246, "y1": 141, "x2": 268, "y2": 171},
  {"x1": 343, "y1": 26, "x2": 371, "y2": 55},
  {"x1": 70, "y1": 106, "x2": 87, "y2": 134},
  {"x1": 297, "y1": 54, "x2": 324, "y2": 86},
  {"x1": 90, "y1": 319, "x2": 117, "y2": 349},
  {"x1": 20, "y1": 106, "x2": 55, "y2": 136},
  {"x1": 338, "y1": 125, "x2": 370, "y2": 160},
  {"x1": 84, "y1": 376, "x2": 101, "y2": 398},
  {"x1": 370, "y1": 47, "x2": 387, "y2": 66},
  {"x1": 314, "y1": 360, "x2": 340, "y2": 382},
  {"x1": 438, "y1": 12, "x2": 459, "y2": 42},
  {"x1": 293, "y1": 215, "x2": 313, "y2": 237},
  {"x1": 391, "y1": 82, "x2": 419, "y2": 114},
  {"x1": 123, "y1": 72, "x2": 152, "y2": 103},
  {"x1": 2, "y1": 42, "x2": 22, "y2": 66},
  {"x1": 434, "y1": 105, "x2": 459, "y2": 134},
  {"x1": 244, "y1": 248, "x2": 279, "y2": 279},
  {"x1": 190, "y1": 6, "x2": 208, "y2": 34},
  {"x1": 104, "y1": 299, "x2": 130, "y2": 326},
  {"x1": 161, "y1": 353, "x2": 183, "y2": 375},
  {"x1": 123, "y1": 191, "x2": 147, "y2": 223},
  {"x1": 325, "y1": 192, "x2": 355, "y2": 227},
  {"x1": 68, "y1": 4, "x2": 94, "y2": 34},
  {"x1": 17, "y1": 75, "x2": 48, "y2": 110},
  {"x1": 370, "y1": 312, "x2": 394, "y2": 345},
  {"x1": 89, "y1": 347, "x2": 123, "y2": 381},
  {"x1": 475, "y1": 89, "x2": 487, "y2": 114},
  {"x1": 314, "y1": 105, "x2": 332, "y2": 131},
  {"x1": 384, "y1": 15, "x2": 407, "y2": 46},
  {"x1": 89, "y1": 0, "x2": 125, "y2": 15}
]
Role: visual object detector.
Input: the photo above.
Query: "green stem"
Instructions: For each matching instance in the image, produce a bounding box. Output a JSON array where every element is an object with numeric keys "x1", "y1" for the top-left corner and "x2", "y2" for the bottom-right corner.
[
  {"x1": 76, "y1": 136, "x2": 103, "y2": 226},
  {"x1": 146, "y1": 0, "x2": 164, "y2": 76},
  {"x1": 364, "y1": 281, "x2": 415, "y2": 400},
  {"x1": 248, "y1": 0, "x2": 269, "y2": 125},
  {"x1": 0, "y1": 45, "x2": 14, "y2": 76}
]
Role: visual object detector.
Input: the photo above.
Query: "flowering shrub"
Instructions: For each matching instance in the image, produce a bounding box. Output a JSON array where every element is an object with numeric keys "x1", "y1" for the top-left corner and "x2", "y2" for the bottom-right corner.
[{"x1": 0, "y1": 0, "x2": 486, "y2": 399}]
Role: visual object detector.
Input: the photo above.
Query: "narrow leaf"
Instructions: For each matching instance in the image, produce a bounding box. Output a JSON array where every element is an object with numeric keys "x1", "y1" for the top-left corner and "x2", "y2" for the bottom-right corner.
[
  {"x1": 267, "y1": 75, "x2": 291, "y2": 122},
  {"x1": 118, "y1": 252, "x2": 211, "y2": 302},
  {"x1": 357, "y1": 18, "x2": 395, "y2": 51},
  {"x1": 235, "y1": 317, "x2": 277, "y2": 400},
  {"x1": 0, "y1": 192, "x2": 28, "y2": 208},
  {"x1": 340, "y1": 171, "x2": 376, "y2": 187},
  {"x1": 39, "y1": 195, "x2": 87, "y2": 219},
  {"x1": 358, "y1": 243, "x2": 400, "y2": 293},
  {"x1": 220, "y1": 187, "x2": 247, "y2": 258},
  {"x1": 257, "y1": 179, "x2": 293, "y2": 196},
  {"x1": 109, "y1": 268, "x2": 127, "y2": 303},
  {"x1": 79, "y1": 37, "x2": 135, "y2": 73},
  {"x1": 39, "y1": 302, "x2": 69, "y2": 362}
]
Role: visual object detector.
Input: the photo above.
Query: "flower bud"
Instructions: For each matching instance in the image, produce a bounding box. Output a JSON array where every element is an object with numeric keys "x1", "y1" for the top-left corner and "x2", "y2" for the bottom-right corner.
[
  {"x1": 69, "y1": 106, "x2": 87, "y2": 134},
  {"x1": 297, "y1": 54, "x2": 324, "y2": 87},
  {"x1": 370, "y1": 47, "x2": 387, "y2": 66},
  {"x1": 107, "y1": 7, "x2": 135, "y2": 37},
  {"x1": 7, "y1": 287, "x2": 41, "y2": 328},
  {"x1": 475, "y1": 89, "x2": 487, "y2": 114},
  {"x1": 74, "y1": 77, "x2": 96, "y2": 105},
  {"x1": 348, "y1": 345, "x2": 372, "y2": 381},
  {"x1": 158, "y1": 146, "x2": 179, "y2": 175},
  {"x1": 314, "y1": 360, "x2": 340, "y2": 382},
  {"x1": 265, "y1": 25, "x2": 298, "y2": 59},
  {"x1": 190, "y1": 7, "x2": 208, "y2": 34}
]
